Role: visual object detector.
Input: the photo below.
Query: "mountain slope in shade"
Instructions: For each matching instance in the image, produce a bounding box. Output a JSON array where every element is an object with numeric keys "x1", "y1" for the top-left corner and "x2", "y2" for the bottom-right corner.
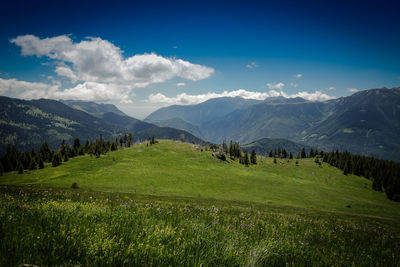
[
  {"x1": 241, "y1": 138, "x2": 310, "y2": 156},
  {"x1": 146, "y1": 97, "x2": 262, "y2": 126},
  {"x1": 0, "y1": 96, "x2": 120, "y2": 152},
  {"x1": 301, "y1": 87, "x2": 400, "y2": 160},
  {"x1": 145, "y1": 117, "x2": 205, "y2": 139},
  {"x1": 201, "y1": 98, "x2": 331, "y2": 144},
  {"x1": 61, "y1": 100, "x2": 127, "y2": 118},
  {"x1": 0, "y1": 96, "x2": 206, "y2": 152}
]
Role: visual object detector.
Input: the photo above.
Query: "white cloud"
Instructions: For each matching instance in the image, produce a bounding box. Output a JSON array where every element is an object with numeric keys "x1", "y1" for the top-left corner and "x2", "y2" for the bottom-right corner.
[
  {"x1": 0, "y1": 78, "x2": 132, "y2": 103},
  {"x1": 148, "y1": 88, "x2": 336, "y2": 105},
  {"x1": 327, "y1": 86, "x2": 336, "y2": 91},
  {"x1": 10, "y1": 34, "x2": 214, "y2": 102},
  {"x1": 288, "y1": 90, "x2": 335, "y2": 101},
  {"x1": 0, "y1": 78, "x2": 60, "y2": 99},
  {"x1": 295, "y1": 74, "x2": 303, "y2": 78},
  {"x1": 266, "y1": 82, "x2": 285, "y2": 90},
  {"x1": 348, "y1": 88, "x2": 359, "y2": 93},
  {"x1": 173, "y1": 45, "x2": 178, "y2": 49},
  {"x1": 246, "y1": 62, "x2": 258, "y2": 69},
  {"x1": 148, "y1": 89, "x2": 270, "y2": 105},
  {"x1": 290, "y1": 82, "x2": 298, "y2": 88},
  {"x1": 176, "y1": 82, "x2": 185, "y2": 87}
]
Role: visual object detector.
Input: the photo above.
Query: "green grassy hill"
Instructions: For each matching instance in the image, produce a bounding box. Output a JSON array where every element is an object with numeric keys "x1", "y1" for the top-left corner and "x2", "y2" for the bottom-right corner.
[
  {"x1": 1, "y1": 140, "x2": 400, "y2": 266},
  {"x1": 2, "y1": 140, "x2": 399, "y2": 220}
]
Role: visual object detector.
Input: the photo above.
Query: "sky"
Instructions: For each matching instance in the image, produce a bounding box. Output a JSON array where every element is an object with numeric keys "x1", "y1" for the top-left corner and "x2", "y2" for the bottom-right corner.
[{"x1": 0, "y1": 0, "x2": 400, "y2": 118}]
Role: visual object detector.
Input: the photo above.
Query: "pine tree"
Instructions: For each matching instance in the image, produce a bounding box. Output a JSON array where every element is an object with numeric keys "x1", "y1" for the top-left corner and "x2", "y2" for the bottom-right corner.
[
  {"x1": 250, "y1": 150, "x2": 257, "y2": 164},
  {"x1": 73, "y1": 138, "x2": 81, "y2": 150},
  {"x1": 64, "y1": 153, "x2": 69, "y2": 162},
  {"x1": 309, "y1": 148, "x2": 314, "y2": 158},
  {"x1": 111, "y1": 142, "x2": 118, "y2": 151},
  {"x1": 269, "y1": 150, "x2": 273, "y2": 158},
  {"x1": 29, "y1": 157, "x2": 37, "y2": 170},
  {"x1": 301, "y1": 148, "x2": 307, "y2": 158},
  {"x1": 52, "y1": 153, "x2": 62, "y2": 167},
  {"x1": 372, "y1": 178, "x2": 382, "y2": 191},
  {"x1": 229, "y1": 140, "x2": 234, "y2": 157},
  {"x1": 38, "y1": 158, "x2": 44, "y2": 169},
  {"x1": 244, "y1": 151, "x2": 249, "y2": 167},
  {"x1": 273, "y1": 157, "x2": 277, "y2": 164},
  {"x1": 222, "y1": 140, "x2": 228, "y2": 154},
  {"x1": 128, "y1": 133, "x2": 133, "y2": 144},
  {"x1": 18, "y1": 161, "x2": 23, "y2": 174},
  {"x1": 289, "y1": 152, "x2": 293, "y2": 159},
  {"x1": 343, "y1": 161, "x2": 351, "y2": 175},
  {"x1": 282, "y1": 149, "x2": 287, "y2": 159}
]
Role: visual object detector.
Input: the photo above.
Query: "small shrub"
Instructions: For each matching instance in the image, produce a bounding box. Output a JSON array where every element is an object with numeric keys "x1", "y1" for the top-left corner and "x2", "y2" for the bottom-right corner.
[{"x1": 71, "y1": 182, "x2": 79, "y2": 189}]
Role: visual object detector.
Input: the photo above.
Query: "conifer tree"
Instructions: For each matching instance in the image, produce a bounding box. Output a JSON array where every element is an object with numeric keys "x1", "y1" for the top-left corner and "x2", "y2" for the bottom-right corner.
[
  {"x1": 309, "y1": 148, "x2": 314, "y2": 158},
  {"x1": 250, "y1": 150, "x2": 257, "y2": 164},
  {"x1": 343, "y1": 161, "x2": 351, "y2": 175},
  {"x1": 269, "y1": 150, "x2": 273, "y2": 158},
  {"x1": 29, "y1": 157, "x2": 37, "y2": 170},
  {"x1": 301, "y1": 148, "x2": 307, "y2": 158},
  {"x1": 73, "y1": 138, "x2": 81, "y2": 150},
  {"x1": 0, "y1": 161, "x2": 3, "y2": 176},
  {"x1": 289, "y1": 152, "x2": 293, "y2": 159},
  {"x1": 273, "y1": 157, "x2": 277, "y2": 164},
  {"x1": 52, "y1": 153, "x2": 62, "y2": 167},
  {"x1": 18, "y1": 162, "x2": 24, "y2": 174},
  {"x1": 222, "y1": 139, "x2": 228, "y2": 154},
  {"x1": 38, "y1": 158, "x2": 44, "y2": 169},
  {"x1": 244, "y1": 150, "x2": 249, "y2": 166},
  {"x1": 229, "y1": 140, "x2": 234, "y2": 157},
  {"x1": 282, "y1": 149, "x2": 287, "y2": 159}
]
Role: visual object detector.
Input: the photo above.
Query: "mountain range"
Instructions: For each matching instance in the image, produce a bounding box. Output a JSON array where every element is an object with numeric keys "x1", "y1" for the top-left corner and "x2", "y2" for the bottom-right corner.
[
  {"x1": 0, "y1": 96, "x2": 204, "y2": 152},
  {"x1": 146, "y1": 87, "x2": 400, "y2": 161},
  {"x1": 1, "y1": 86, "x2": 399, "y2": 161}
]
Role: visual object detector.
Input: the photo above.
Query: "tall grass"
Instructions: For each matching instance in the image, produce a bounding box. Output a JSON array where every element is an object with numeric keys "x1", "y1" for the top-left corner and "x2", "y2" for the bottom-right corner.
[{"x1": 1, "y1": 185, "x2": 399, "y2": 266}]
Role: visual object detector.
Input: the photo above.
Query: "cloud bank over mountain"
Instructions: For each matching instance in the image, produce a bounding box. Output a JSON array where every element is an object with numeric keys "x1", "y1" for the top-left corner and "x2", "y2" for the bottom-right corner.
[{"x1": 148, "y1": 88, "x2": 335, "y2": 105}]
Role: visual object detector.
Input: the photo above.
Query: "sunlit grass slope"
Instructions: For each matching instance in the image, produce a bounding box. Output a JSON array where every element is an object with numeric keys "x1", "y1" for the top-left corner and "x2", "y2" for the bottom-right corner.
[{"x1": 1, "y1": 140, "x2": 399, "y2": 220}]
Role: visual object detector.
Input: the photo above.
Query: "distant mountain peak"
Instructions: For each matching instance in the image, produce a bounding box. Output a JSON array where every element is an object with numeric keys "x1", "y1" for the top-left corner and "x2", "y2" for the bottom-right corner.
[{"x1": 60, "y1": 99, "x2": 127, "y2": 118}]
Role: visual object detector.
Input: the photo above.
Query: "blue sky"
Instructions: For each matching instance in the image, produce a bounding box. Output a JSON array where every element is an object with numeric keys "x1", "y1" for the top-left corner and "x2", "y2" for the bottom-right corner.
[{"x1": 1, "y1": 0, "x2": 399, "y2": 118}]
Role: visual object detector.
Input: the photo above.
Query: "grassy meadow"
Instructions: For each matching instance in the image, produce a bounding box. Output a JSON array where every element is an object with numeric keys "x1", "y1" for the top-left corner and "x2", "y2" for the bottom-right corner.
[{"x1": 1, "y1": 140, "x2": 400, "y2": 265}]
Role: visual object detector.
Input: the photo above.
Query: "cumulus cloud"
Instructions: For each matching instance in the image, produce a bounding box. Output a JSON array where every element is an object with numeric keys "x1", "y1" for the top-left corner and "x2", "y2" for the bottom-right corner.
[
  {"x1": 295, "y1": 74, "x2": 303, "y2": 78},
  {"x1": 9, "y1": 34, "x2": 214, "y2": 102},
  {"x1": 287, "y1": 90, "x2": 335, "y2": 101},
  {"x1": 327, "y1": 86, "x2": 336, "y2": 91},
  {"x1": 348, "y1": 88, "x2": 359, "y2": 93},
  {"x1": 266, "y1": 82, "x2": 285, "y2": 90},
  {"x1": 148, "y1": 88, "x2": 336, "y2": 105},
  {"x1": 176, "y1": 82, "x2": 185, "y2": 87},
  {"x1": 246, "y1": 62, "x2": 258, "y2": 69},
  {"x1": 0, "y1": 78, "x2": 132, "y2": 103}
]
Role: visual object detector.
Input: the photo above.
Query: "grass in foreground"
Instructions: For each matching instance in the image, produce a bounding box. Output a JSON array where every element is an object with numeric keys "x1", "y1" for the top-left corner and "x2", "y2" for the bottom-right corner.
[{"x1": 1, "y1": 186, "x2": 399, "y2": 266}]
